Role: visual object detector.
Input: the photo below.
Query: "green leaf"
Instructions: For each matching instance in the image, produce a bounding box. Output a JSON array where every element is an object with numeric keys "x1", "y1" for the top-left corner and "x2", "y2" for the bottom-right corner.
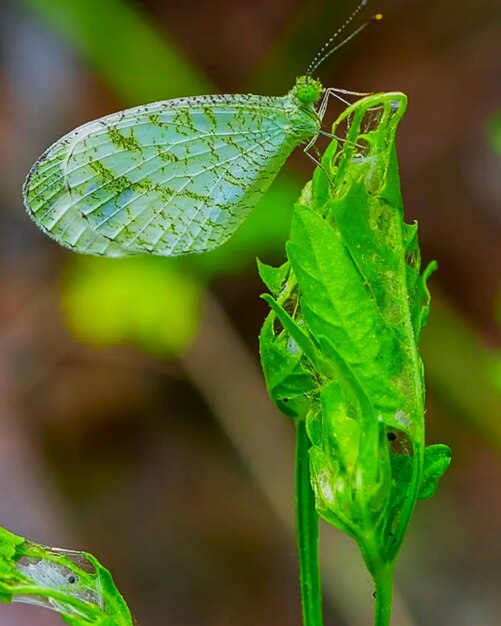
[
  {"x1": 261, "y1": 294, "x2": 323, "y2": 369},
  {"x1": 258, "y1": 313, "x2": 317, "y2": 419},
  {"x1": 418, "y1": 444, "x2": 452, "y2": 500},
  {"x1": 256, "y1": 259, "x2": 291, "y2": 298},
  {"x1": 486, "y1": 111, "x2": 501, "y2": 156},
  {"x1": 287, "y1": 201, "x2": 413, "y2": 429},
  {"x1": 0, "y1": 526, "x2": 132, "y2": 625}
]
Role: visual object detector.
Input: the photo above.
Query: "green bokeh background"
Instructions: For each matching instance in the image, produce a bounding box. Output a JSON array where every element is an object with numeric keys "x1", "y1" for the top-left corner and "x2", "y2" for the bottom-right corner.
[{"x1": 0, "y1": 1, "x2": 499, "y2": 625}]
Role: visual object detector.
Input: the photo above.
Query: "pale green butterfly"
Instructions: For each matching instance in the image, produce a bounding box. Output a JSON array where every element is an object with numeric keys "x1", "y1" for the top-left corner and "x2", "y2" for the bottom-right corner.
[{"x1": 23, "y1": 2, "x2": 378, "y2": 257}]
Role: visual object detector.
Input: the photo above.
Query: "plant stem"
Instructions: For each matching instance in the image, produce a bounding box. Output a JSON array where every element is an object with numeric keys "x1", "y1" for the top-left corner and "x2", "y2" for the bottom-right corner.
[
  {"x1": 295, "y1": 419, "x2": 324, "y2": 626},
  {"x1": 374, "y1": 565, "x2": 394, "y2": 626}
]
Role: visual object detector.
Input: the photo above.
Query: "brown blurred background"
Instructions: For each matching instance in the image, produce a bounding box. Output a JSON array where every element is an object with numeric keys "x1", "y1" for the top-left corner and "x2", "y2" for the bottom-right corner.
[{"x1": 0, "y1": 1, "x2": 500, "y2": 625}]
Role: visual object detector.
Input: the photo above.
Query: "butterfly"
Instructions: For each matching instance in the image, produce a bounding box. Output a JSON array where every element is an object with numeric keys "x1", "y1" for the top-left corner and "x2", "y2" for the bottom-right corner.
[
  {"x1": 22, "y1": 2, "x2": 379, "y2": 258},
  {"x1": 23, "y1": 76, "x2": 328, "y2": 257}
]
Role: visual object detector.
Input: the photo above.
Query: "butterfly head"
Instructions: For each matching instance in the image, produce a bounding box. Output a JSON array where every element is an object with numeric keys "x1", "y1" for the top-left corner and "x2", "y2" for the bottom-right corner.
[{"x1": 293, "y1": 76, "x2": 324, "y2": 107}]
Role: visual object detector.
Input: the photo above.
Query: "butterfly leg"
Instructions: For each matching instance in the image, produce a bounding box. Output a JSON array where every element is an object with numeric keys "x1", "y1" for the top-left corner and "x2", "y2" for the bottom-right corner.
[
  {"x1": 303, "y1": 144, "x2": 322, "y2": 168},
  {"x1": 302, "y1": 143, "x2": 334, "y2": 186},
  {"x1": 317, "y1": 88, "x2": 346, "y2": 121},
  {"x1": 329, "y1": 87, "x2": 372, "y2": 97},
  {"x1": 316, "y1": 95, "x2": 362, "y2": 150},
  {"x1": 318, "y1": 86, "x2": 374, "y2": 123},
  {"x1": 319, "y1": 129, "x2": 347, "y2": 142}
]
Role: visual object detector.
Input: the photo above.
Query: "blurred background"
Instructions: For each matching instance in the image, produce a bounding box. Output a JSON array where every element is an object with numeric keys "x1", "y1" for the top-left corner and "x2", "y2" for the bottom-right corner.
[{"x1": 0, "y1": 0, "x2": 500, "y2": 625}]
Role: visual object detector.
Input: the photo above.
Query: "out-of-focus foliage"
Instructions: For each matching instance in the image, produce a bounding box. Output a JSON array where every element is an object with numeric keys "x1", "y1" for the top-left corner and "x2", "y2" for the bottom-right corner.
[
  {"x1": 486, "y1": 112, "x2": 501, "y2": 157},
  {"x1": 422, "y1": 296, "x2": 501, "y2": 445},
  {"x1": 485, "y1": 111, "x2": 501, "y2": 393},
  {"x1": 62, "y1": 257, "x2": 202, "y2": 357},
  {"x1": 488, "y1": 112, "x2": 501, "y2": 328},
  {"x1": 19, "y1": 0, "x2": 211, "y2": 103}
]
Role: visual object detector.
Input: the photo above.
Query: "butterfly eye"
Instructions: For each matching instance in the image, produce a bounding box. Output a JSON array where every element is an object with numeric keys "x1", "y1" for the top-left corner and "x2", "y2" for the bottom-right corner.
[{"x1": 67, "y1": 574, "x2": 78, "y2": 584}]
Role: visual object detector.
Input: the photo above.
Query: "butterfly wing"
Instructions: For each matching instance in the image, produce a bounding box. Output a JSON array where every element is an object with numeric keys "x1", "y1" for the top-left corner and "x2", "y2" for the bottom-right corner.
[{"x1": 24, "y1": 94, "x2": 305, "y2": 256}]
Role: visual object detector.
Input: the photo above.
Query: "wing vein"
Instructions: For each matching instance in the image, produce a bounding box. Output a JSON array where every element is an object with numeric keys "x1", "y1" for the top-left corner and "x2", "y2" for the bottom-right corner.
[
  {"x1": 29, "y1": 128, "x2": 277, "y2": 200},
  {"x1": 81, "y1": 130, "x2": 270, "y2": 224},
  {"x1": 127, "y1": 136, "x2": 275, "y2": 251},
  {"x1": 103, "y1": 132, "x2": 282, "y2": 250}
]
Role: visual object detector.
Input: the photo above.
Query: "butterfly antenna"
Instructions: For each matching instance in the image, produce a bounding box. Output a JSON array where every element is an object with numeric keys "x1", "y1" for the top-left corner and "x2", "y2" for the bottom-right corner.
[{"x1": 306, "y1": 1, "x2": 382, "y2": 76}]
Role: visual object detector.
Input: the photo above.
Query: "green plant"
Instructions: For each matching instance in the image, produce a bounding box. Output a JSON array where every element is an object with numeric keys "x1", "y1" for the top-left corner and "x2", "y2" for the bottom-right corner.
[{"x1": 259, "y1": 92, "x2": 450, "y2": 625}]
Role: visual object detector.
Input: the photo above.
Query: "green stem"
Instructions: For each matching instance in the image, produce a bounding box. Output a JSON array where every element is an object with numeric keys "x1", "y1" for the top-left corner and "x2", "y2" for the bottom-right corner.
[
  {"x1": 374, "y1": 565, "x2": 394, "y2": 626},
  {"x1": 295, "y1": 419, "x2": 324, "y2": 626}
]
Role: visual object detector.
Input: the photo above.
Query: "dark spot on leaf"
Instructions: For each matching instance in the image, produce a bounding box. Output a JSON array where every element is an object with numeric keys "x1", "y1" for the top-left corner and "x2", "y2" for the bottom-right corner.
[
  {"x1": 387, "y1": 428, "x2": 413, "y2": 455},
  {"x1": 272, "y1": 316, "x2": 284, "y2": 335},
  {"x1": 404, "y1": 248, "x2": 419, "y2": 269}
]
